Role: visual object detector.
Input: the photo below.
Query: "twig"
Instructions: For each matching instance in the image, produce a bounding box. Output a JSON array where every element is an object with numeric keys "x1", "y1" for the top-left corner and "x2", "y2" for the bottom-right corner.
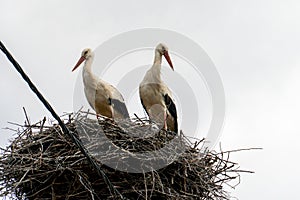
[
  {"x1": 216, "y1": 148, "x2": 263, "y2": 154},
  {"x1": 23, "y1": 107, "x2": 31, "y2": 127},
  {"x1": 40, "y1": 117, "x2": 46, "y2": 134},
  {"x1": 134, "y1": 113, "x2": 145, "y2": 124}
]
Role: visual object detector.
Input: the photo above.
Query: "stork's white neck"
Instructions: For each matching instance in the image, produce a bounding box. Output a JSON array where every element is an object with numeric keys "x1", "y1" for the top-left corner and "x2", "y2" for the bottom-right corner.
[
  {"x1": 82, "y1": 54, "x2": 98, "y2": 90},
  {"x1": 154, "y1": 50, "x2": 162, "y2": 66},
  {"x1": 83, "y1": 55, "x2": 94, "y2": 74},
  {"x1": 82, "y1": 54, "x2": 96, "y2": 79},
  {"x1": 147, "y1": 50, "x2": 162, "y2": 82},
  {"x1": 81, "y1": 53, "x2": 98, "y2": 110}
]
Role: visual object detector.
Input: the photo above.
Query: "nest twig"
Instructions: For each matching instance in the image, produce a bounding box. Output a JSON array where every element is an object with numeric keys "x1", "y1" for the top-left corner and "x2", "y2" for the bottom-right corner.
[{"x1": 0, "y1": 112, "x2": 255, "y2": 200}]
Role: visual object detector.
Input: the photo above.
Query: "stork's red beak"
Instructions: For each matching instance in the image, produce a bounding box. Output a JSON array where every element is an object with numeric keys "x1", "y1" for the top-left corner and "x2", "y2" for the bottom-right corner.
[
  {"x1": 163, "y1": 51, "x2": 174, "y2": 70},
  {"x1": 72, "y1": 56, "x2": 86, "y2": 72}
]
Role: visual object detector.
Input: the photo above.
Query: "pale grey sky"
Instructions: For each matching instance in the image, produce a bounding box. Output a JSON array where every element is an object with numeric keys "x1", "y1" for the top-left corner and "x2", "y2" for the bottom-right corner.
[{"x1": 1, "y1": 0, "x2": 300, "y2": 199}]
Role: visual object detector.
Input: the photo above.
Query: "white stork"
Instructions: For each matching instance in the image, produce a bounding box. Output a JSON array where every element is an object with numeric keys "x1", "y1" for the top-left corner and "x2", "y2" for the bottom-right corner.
[
  {"x1": 139, "y1": 43, "x2": 178, "y2": 133},
  {"x1": 72, "y1": 48, "x2": 130, "y2": 120}
]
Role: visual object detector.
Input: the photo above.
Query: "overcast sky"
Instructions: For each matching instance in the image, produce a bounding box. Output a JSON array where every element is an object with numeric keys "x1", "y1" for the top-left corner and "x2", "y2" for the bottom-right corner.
[{"x1": 1, "y1": 0, "x2": 300, "y2": 199}]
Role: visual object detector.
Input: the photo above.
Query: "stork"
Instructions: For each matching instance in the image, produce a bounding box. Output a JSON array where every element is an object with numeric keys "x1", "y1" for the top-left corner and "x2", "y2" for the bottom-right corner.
[
  {"x1": 139, "y1": 43, "x2": 178, "y2": 133},
  {"x1": 72, "y1": 48, "x2": 130, "y2": 120}
]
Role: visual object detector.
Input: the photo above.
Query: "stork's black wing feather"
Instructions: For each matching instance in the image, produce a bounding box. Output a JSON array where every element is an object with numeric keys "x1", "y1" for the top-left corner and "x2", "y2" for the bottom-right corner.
[
  {"x1": 109, "y1": 98, "x2": 130, "y2": 119},
  {"x1": 163, "y1": 94, "x2": 178, "y2": 133}
]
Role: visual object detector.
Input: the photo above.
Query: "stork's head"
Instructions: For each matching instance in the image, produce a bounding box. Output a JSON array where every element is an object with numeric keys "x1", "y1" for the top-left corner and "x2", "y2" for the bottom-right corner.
[
  {"x1": 156, "y1": 43, "x2": 174, "y2": 70},
  {"x1": 72, "y1": 48, "x2": 93, "y2": 72}
]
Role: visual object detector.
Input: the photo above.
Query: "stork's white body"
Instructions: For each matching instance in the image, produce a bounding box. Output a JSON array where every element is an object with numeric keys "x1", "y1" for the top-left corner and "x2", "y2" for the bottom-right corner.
[{"x1": 139, "y1": 44, "x2": 178, "y2": 133}]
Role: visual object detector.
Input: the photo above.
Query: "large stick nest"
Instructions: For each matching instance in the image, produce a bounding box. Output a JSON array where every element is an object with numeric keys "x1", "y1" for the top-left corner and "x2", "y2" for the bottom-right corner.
[{"x1": 0, "y1": 112, "x2": 249, "y2": 200}]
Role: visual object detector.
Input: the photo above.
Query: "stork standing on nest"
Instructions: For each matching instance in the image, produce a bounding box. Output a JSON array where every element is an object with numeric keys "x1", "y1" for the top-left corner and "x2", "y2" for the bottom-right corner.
[
  {"x1": 72, "y1": 48, "x2": 130, "y2": 120},
  {"x1": 139, "y1": 43, "x2": 178, "y2": 133}
]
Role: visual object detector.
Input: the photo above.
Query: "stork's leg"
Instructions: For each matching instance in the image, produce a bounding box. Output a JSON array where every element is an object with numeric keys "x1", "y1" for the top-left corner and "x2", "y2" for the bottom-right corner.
[
  {"x1": 110, "y1": 106, "x2": 116, "y2": 124},
  {"x1": 164, "y1": 112, "x2": 167, "y2": 131},
  {"x1": 111, "y1": 106, "x2": 115, "y2": 119}
]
